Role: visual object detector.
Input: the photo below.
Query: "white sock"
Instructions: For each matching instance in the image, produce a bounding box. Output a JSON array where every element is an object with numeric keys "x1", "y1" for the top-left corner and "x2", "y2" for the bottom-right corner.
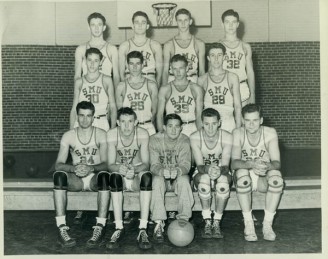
[
  {"x1": 202, "y1": 209, "x2": 212, "y2": 219},
  {"x1": 139, "y1": 219, "x2": 148, "y2": 229},
  {"x1": 264, "y1": 210, "x2": 276, "y2": 223},
  {"x1": 55, "y1": 215, "x2": 66, "y2": 227},
  {"x1": 114, "y1": 220, "x2": 124, "y2": 229},
  {"x1": 242, "y1": 211, "x2": 253, "y2": 221},
  {"x1": 213, "y1": 211, "x2": 223, "y2": 220},
  {"x1": 96, "y1": 217, "x2": 107, "y2": 227}
]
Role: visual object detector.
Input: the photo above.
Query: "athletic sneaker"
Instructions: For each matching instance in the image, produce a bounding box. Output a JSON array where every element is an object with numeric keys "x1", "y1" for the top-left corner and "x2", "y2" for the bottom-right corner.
[
  {"x1": 137, "y1": 229, "x2": 152, "y2": 249},
  {"x1": 262, "y1": 221, "x2": 276, "y2": 241},
  {"x1": 73, "y1": 211, "x2": 84, "y2": 225},
  {"x1": 168, "y1": 211, "x2": 176, "y2": 224},
  {"x1": 212, "y1": 219, "x2": 223, "y2": 239},
  {"x1": 86, "y1": 224, "x2": 104, "y2": 248},
  {"x1": 202, "y1": 219, "x2": 212, "y2": 239},
  {"x1": 244, "y1": 220, "x2": 258, "y2": 242},
  {"x1": 57, "y1": 225, "x2": 76, "y2": 248},
  {"x1": 153, "y1": 221, "x2": 165, "y2": 243},
  {"x1": 106, "y1": 228, "x2": 125, "y2": 250},
  {"x1": 123, "y1": 211, "x2": 134, "y2": 224}
]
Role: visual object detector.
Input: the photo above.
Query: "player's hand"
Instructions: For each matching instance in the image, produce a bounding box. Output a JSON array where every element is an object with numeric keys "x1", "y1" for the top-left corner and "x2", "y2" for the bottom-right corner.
[
  {"x1": 119, "y1": 164, "x2": 129, "y2": 177},
  {"x1": 163, "y1": 168, "x2": 171, "y2": 179},
  {"x1": 252, "y1": 159, "x2": 269, "y2": 170},
  {"x1": 208, "y1": 164, "x2": 221, "y2": 180},
  {"x1": 75, "y1": 164, "x2": 92, "y2": 178},
  {"x1": 170, "y1": 168, "x2": 178, "y2": 180},
  {"x1": 126, "y1": 165, "x2": 135, "y2": 179},
  {"x1": 252, "y1": 168, "x2": 267, "y2": 176}
]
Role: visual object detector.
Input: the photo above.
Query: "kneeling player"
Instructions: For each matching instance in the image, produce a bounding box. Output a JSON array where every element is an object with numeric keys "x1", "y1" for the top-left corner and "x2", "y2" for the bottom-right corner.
[
  {"x1": 190, "y1": 108, "x2": 232, "y2": 238},
  {"x1": 231, "y1": 104, "x2": 283, "y2": 241},
  {"x1": 54, "y1": 101, "x2": 110, "y2": 248}
]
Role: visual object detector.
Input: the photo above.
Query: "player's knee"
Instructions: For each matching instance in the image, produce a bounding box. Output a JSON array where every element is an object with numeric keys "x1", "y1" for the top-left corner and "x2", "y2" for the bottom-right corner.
[
  {"x1": 267, "y1": 172, "x2": 284, "y2": 193},
  {"x1": 109, "y1": 173, "x2": 123, "y2": 192},
  {"x1": 53, "y1": 171, "x2": 68, "y2": 190},
  {"x1": 197, "y1": 175, "x2": 211, "y2": 200},
  {"x1": 97, "y1": 171, "x2": 110, "y2": 191},
  {"x1": 140, "y1": 172, "x2": 152, "y2": 191},
  {"x1": 236, "y1": 175, "x2": 252, "y2": 194},
  {"x1": 215, "y1": 182, "x2": 230, "y2": 199}
]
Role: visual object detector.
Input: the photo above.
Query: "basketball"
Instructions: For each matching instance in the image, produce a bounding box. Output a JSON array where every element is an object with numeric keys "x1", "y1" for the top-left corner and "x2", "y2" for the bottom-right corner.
[
  {"x1": 167, "y1": 219, "x2": 194, "y2": 247},
  {"x1": 25, "y1": 164, "x2": 40, "y2": 177}
]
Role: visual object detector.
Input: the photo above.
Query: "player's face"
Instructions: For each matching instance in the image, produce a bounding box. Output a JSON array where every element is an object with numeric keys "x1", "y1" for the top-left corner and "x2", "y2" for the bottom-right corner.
[
  {"x1": 133, "y1": 16, "x2": 149, "y2": 34},
  {"x1": 77, "y1": 109, "x2": 94, "y2": 129},
  {"x1": 202, "y1": 116, "x2": 220, "y2": 137},
  {"x1": 171, "y1": 60, "x2": 188, "y2": 80},
  {"x1": 222, "y1": 15, "x2": 239, "y2": 34},
  {"x1": 176, "y1": 14, "x2": 192, "y2": 32},
  {"x1": 243, "y1": 111, "x2": 263, "y2": 134},
  {"x1": 118, "y1": 114, "x2": 137, "y2": 136},
  {"x1": 127, "y1": 57, "x2": 143, "y2": 76},
  {"x1": 164, "y1": 119, "x2": 183, "y2": 140},
  {"x1": 89, "y1": 18, "x2": 106, "y2": 37},
  {"x1": 207, "y1": 48, "x2": 224, "y2": 68},
  {"x1": 86, "y1": 53, "x2": 101, "y2": 73}
]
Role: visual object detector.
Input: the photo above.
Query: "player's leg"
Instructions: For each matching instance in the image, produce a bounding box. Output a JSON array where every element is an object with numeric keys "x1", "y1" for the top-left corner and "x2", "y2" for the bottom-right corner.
[
  {"x1": 106, "y1": 173, "x2": 124, "y2": 250},
  {"x1": 193, "y1": 172, "x2": 212, "y2": 238},
  {"x1": 174, "y1": 174, "x2": 194, "y2": 222},
  {"x1": 234, "y1": 169, "x2": 257, "y2": 241}
]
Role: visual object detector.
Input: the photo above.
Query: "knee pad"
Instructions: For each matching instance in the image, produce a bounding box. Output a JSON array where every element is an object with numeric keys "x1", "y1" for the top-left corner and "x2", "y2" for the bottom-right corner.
[
  {"x1": 268, "y1": 174, "x2": 284, "y2": 193},
  {"x1": 215, "y1": 182, "x2": 230, "y2": 199},
  {"x1": 140, "y1": 172, "x2": 152, "y2": 191},
  {"x1": 53, "y1": 171, "x2": 68, "y2": 190},
  {"x1": 198, "y1": 181, "x2": 211, "y2": 200},
  {"x1": 109, "y1": 173, "x2": 123, "y2": 192},
  {"x1": 236, "y1": 175, "x2": 252, "y2": 194},
  {"x1": 97, "y1": 171, "x2": 110, "y2": 191}
]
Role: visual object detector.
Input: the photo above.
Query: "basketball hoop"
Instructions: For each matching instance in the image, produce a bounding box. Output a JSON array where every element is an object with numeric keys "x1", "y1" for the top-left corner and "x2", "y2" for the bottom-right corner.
[{"x1": 152, "y1": 3, "x2": 177, "y2": 27}]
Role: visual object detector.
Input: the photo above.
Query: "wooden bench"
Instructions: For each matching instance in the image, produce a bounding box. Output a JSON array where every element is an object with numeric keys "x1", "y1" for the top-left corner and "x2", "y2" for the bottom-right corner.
[{"x1": 3, "y1": 176, "x2": 321, "y2": 211}]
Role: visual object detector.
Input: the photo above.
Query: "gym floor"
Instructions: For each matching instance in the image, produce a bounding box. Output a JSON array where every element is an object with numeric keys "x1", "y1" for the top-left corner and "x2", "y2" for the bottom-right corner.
[{"x1": 3, "y1": 209, "x2": 321, "y2": 255}]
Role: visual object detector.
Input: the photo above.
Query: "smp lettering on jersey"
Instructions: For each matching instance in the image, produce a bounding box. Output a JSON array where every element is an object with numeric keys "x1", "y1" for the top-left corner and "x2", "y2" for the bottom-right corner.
[
  {"x1": 82, "y1": 85, "x2": 102, "y2": 103},
  {"x1": 224, "y1": 51, "x2": 244, "y2": 69},
  {"x1": 242, "y1": 148, "x2": 267, "y2": 161},
  {"x1": 117, "y1": 148, "x2": 139, "y2": 164},
  {"x1": 208, "y1": 84, "x2": 229, "y2": 105},
  {"x1": 159, "y1": 150, "x2": 178, "y2": 167},
  {"x1": 169, "y1": 95, "x2": 193, "y2": 114},
  {"x1": 181, "y1": 53, "x2": 196, "y2": 73},
  {"x1": 72, "y1": 147, "x2": 98, "y2": 165}
]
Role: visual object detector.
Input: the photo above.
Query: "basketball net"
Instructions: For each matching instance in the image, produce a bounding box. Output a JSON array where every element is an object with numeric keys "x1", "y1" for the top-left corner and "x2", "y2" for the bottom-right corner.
[{"x1": 152, "y1": 3, "x2": 177, "y2": 27}]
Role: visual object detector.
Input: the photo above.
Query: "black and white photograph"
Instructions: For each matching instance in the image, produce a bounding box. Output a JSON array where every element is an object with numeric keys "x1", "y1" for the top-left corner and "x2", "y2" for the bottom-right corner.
[{"x1": 0, "y1": 0, "x2": 327, "y2": 257}]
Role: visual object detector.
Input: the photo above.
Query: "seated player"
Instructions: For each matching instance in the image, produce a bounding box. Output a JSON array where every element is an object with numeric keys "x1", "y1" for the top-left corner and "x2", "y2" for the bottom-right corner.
[
  {"x1": 53, "y1": 101, "x2": 110, "y2": 248},
  {"x1": 190, "y1": 108, "x2": 232, "y2": 239},
  {"x1": 231, "y1": 104, "x2": 283, "y2": 241},
  {"x1": 149, "y1": 113, "x2": 194, "y2": 243},
  {"x1": 106, "y1": 107, "x2": 152, "y2": 250}
]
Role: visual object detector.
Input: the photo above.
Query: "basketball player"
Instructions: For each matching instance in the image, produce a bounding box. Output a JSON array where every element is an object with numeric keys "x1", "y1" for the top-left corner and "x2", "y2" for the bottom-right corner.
[
  {"x1": 70, "y1": 47, "x2": 117, "y2": 132},
  {"x1": 220, "y1": 9, "x2": 255, "y2": 106},
  {"x1": 75, "y1": 12, "x2": 120, "y2": 88},
  {"x1": 162, "y1": 8, "x2": 205, "y2": 85},
  {"x1": 190, "y1": 108, "x2": 232, "y2": 239},
  {"x1": 116, "y1": 51, "x2": 158, "y2": 136},
  {"x1": 54, "y1": 101, "x2": 110, "y2": 248},
  {"x1": 119, "y1": 11, "x2": 163, "y2": 84},
  {"x1": 149, "y1": 113, "x2": 194, "y2": 243},
  {"x1": 231, "y1": 104, "x2": 283, "y2": 241},
  {"x1": 106, "y1": 107, "x2": 152, "y2": 250},
  {"x1": 157, "y1": 54, "x2": 204, "y2": 137},
  {"x1": 198, "y1": 42, "x2": 242, "y2": 133}
]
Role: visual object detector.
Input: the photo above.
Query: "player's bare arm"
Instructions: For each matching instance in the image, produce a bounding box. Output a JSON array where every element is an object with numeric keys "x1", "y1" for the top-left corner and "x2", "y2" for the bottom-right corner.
[
  {"x1": 231, "y1": 128, "x2": 252, "y2": 170},
  {"x1": 55, "y1": 130, "x2": 75, "y2": 173},
  {"x1": 191, "y1": 83, "x2": 205, "y2": 130},
  {"x1": 156, "y1": 84, "x2": 171, "y2": 132},
  {"x1": 243, "y1": 42, "x2": 255, "y2": 103},
  {"x1": 108, "y1": 44, "x2": 120, "y2": 89},
  {"x1": 107, "y1": 129, "x2": 122, "y2": 173},
  {"x1": 162, "y1": 40, "x2": 174, "y2": 85},
  {"x1": 228, "y1": 72, "x2": 242, "y2": 127},
  {"x1": 69, "y1": 78, "x2": 83, "y2": 129},
  {"x1": 115, "y1": 81, "x2": 126, "y2": 110},
  {"x1": 74, "y1": 44, "x2": 86, "y2": 81},
  {"x1": 197, "y1": 73, "x2": 207, "y2": 92},
  {"x1": 195, "y1": 38, "x2": 206, "y2": 77},
  {"x1": 92, "y1": 128, "x2": 108, "y2": 171},
  {"x1": 264, "y1": 127, "x2": 281, "y2": 170},
  {"x1": 132, "y1": 128, "x2": 150, "y2": 173},
  {"x1": 151, "y1": 40, "x2": 163, "y2": 85},
  {"x1": 103, "y1": 75, "x2": 117, "y2": 128},
  {"x1": 118, "y1": 41, "x2": 129, "y2": 81},
  {"x1": 148, "y1": 80, "x2": 159, "y2": 124},
  {"x1": 190, "y1": 132, "x2": 209, "y2": 174},
  {"x1": 221, "y1": 130, "x2": 233, "y2": 167}
]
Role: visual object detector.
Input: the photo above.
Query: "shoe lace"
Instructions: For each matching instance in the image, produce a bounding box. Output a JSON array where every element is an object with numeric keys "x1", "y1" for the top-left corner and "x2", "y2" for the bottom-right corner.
[
  {"x1": 137, "y1": 230, "x2": 149, "y2": 242},
  {"x1": 205, "y1": 219, "x2": 212, "y2": 232},
  {"x1": 75, "y1": 211, "x2": 83, "y2": 219},
  {"x1": 110, "y1": 229, "x2": 122, "y2": 242},
  {"x1": 59, "y1": 226, "x2": 71, "y2": 241},
  {"x1": 168, "y1": 212, "x2": 176, "y2": 218},
  {"x1": 90, "y1": 225, "x2": 102, "y2": 241},
  {"x1": 245, "y1": 220, "x2": 256, "y2": 235},
  {"x1": 154, "y1": 222, "x2": 164, "y2": 236},
  {"x1": 212, "y1": 220, "x2": 220, "y2": 231},
  {"x1": 263, "y1": 222, "x2": 274, "y2": 233}
]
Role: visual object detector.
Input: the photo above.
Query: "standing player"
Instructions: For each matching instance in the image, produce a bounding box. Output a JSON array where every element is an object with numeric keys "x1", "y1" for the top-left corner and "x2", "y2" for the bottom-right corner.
[
  {"x1": 70, "y1": 47, "x2": 117, "y2": 132},
  {"x1": 116, "y1": 51, "x2": 158, "y2": 136},
  {"x1": 231, "y1": 104, "x2": 283, "y2": 241},
  {"x1": 149, "y1": 113, "x2": 194, "y2": 243},
  {"x1": 162, "y1": 8, "x2": 205, "y2": 85},
  {"x1": 75, "y1": 12, "x2": 120, "y2": 88},
  {"x1": 119, "y1": 11, "x2": 163, "y2": 84},
  {"x1": 190, "y1": 108, "x2": 232, "y2": 239},
  {"x1": 157, "y1": 54, "x2": 204, "y2": 137},
  {"x1": 54, "y1": 101, "x2": 110, "y2": 248},
  {"x1": 220, "y1": 9, "x2": 255, "y2": 106},
  {"x1": 198, "y1": 42, "x2": 242, "y2": 133},
  {"x1": 106, "y1": 107, "x2": 152, "y2": 250}
]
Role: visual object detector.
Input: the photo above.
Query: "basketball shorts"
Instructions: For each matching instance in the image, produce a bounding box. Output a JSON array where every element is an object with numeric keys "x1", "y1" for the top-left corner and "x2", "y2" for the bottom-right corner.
[
  {"x1": 138, "y1": 122, "x2": 156, "y2": 136},
  {"x1": 240, "y1": 81, "x2": 250, "y2": 103},
  {"x1": 168, "y1": 75, "x2": 198, "y2": 84},
  {"x1": 74, "y1": 116, "x2": 109, "y2": 132},
  {"x1": 219, "y1": 112, "x2": 236, "y2": 133},
  {"x1": 192, "y1": 169, "x2": 232, "y2": 190},
  {"x1": 81, "y1": 172, "x2": 96, "y2": 191},
  {"x1": 181, "y1": 122, "x2": 197, "y2": 137},
  {"x1": 122, "y1": 171, "x2": 149, "y2": 192}
]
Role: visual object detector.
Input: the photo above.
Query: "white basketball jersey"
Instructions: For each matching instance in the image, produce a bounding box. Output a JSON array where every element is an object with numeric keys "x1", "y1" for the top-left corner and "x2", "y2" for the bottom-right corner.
[
  {"x1": 200, "y1": 129, "x2": 223, "y2": 166},
  {"x1": 79, "y1": 74, "x2": 109, "y2": 116},
  {"x1": 122, "y1": 79, "x2": 152, "y2": 123},
  {"x1": 70, "y1": 127, "x2": 101, "y2": 166},
  {"x1": 116, "y1": 128, "x2": 142, "y2": 166},
  {"x1": 165, "y1": 81, "x2": 196, "y2": 122}
]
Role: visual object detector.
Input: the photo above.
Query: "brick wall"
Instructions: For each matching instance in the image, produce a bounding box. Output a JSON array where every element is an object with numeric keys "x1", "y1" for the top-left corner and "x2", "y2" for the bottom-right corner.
[{"x1": 2, "y1": 42, "x2": 320, "y2": 151}]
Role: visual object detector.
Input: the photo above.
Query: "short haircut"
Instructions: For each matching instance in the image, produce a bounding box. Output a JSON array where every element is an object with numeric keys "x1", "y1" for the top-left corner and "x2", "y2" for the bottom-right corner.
[
  {"x1": 132, "y1": 11, "x2": 150, "y2": 24},
  {"x1": 201, "y1": 108, "x2": 221, "y2": 121},
  {"x1": 127, "y1": 51, "x2": 144, "y2": 64},
  {"x1": 206, "y1": 42, "x2": 226, "y2": 56},
  {"x1": 170, "y1": 54, "x2": 188, "y2": 66},
  {"x1": 117, "y1": 107, "x2": 137, "y2": 120},
  {"x1": 85, "y1": 47, "x2": 103, "y2": 61},
  {"x1": 87, "y1": 12, "x2": 106, "y2": 25},
  {"x1": 76, "y1": 101, "x2": 95, "y2": 115},
  {"x1": 242, "y1": 104, "x2": 263, "y2": 118},
  {"x1": 175, "y1": 8, "x2": 192, "y2": 19},
  {"x1": 221, "y1": 9, "x2": 239, "y2": 22},
  {"x1": 164, "y1": 113, "x2": 183, "y2": 126}
]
